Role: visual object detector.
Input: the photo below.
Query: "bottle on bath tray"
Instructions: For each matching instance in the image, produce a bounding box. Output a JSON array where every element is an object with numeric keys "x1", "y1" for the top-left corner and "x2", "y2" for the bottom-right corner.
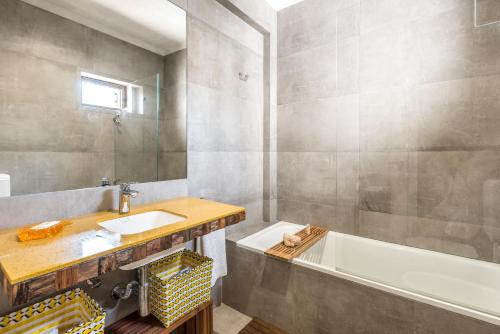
[
  {"x1": 305, "y1": 224, "x2": 311, "y2": 235},
  {"x1": 17, "y1": 220, "x2": 71, "y2": 242}
]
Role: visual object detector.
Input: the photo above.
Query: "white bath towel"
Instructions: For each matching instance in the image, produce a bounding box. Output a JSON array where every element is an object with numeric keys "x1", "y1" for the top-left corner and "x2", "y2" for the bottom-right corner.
[{"x1": 198, "y1": 228, "x2": 227, "y2": 287}]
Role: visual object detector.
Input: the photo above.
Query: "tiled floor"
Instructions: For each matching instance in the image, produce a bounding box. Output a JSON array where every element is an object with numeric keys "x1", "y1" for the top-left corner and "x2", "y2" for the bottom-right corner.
[{"x1": 213, "y1": 304, "x2": 252, "y2": 334}]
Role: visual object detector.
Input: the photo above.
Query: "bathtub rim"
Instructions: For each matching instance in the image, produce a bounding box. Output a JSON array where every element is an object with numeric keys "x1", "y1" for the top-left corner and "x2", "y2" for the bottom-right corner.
[{"x1": 236, "y1": 221, "x2": 500, "y2": 327}]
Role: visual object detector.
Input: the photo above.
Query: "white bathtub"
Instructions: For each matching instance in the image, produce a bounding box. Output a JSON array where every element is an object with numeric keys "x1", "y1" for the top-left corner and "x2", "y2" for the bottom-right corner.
[{"x1": 237, "y1": 221, "x2": 500, "y2": 326}]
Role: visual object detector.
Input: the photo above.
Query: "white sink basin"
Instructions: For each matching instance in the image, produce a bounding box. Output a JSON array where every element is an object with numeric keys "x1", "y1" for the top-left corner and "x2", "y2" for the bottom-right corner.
[{"x1": 98, "y1": 210, "x2": 186, "y2": 235}]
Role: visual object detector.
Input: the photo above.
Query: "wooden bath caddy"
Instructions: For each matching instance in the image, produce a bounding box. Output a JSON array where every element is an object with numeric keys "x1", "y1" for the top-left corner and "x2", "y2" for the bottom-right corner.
[{"x1": 264, "y1": 226, "x2": 328, "y2": 262}]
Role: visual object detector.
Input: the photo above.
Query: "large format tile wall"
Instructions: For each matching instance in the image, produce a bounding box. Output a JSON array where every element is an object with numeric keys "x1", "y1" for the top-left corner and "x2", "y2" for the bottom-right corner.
[
  {"x1": 277, "y1": 0, "x2": 500, "y2": 263},
  {"x1": 187, "y1": 0, "x2": 270, "y2": 228},
  {"x1": 160, "y1": 49, "x2": 188, "y2": 181}
]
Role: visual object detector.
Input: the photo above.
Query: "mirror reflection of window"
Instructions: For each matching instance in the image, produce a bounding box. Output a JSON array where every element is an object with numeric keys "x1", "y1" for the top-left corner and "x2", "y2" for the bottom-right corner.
[
  {"x1": 81, "y1": 72, "x2": 144, "y2": 114},
  {"x1": 0, "y1": 0, "x2": 186, "y2": 196}
]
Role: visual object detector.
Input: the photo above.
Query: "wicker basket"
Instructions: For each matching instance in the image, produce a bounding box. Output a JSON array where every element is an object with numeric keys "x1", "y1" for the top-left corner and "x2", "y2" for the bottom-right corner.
[
  {"x1": 0, "y1": 288, "x2": 105, "y2": 334},
  {"x1": 148, "y1": 250, "x2": 213, "y2": 328}
]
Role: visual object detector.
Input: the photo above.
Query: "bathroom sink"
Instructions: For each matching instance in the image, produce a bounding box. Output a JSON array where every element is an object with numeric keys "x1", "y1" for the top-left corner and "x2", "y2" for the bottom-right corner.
[{"x1": 98, "y1": 210, "x2": 186, "y2": 235}]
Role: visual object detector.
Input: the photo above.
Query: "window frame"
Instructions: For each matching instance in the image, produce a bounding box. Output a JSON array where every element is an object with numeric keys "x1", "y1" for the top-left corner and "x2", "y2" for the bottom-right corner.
[{"x1": 80, "y1": 72, "x2": 143, "y2": 114}]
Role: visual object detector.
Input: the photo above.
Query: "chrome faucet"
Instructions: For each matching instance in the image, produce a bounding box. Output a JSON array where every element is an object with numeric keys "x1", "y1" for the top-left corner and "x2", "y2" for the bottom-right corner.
[{"x1": 119, "y1": 183, "x2": 139, "y2": 214}]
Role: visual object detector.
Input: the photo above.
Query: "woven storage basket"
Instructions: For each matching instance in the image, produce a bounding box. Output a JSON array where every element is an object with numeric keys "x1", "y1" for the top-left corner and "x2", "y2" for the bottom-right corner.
[
  {"x1": 0, "y1": 288, "x2": 105, "y2": 334},
  {"x1": 149, "y1": 249, "x2": 213, "y2": 328}
]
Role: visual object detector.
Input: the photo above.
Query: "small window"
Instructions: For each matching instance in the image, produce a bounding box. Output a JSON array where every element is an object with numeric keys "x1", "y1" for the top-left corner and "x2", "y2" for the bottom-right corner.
[{"x1": 81, "y1": 72, "x2": 143, "y2": 114}]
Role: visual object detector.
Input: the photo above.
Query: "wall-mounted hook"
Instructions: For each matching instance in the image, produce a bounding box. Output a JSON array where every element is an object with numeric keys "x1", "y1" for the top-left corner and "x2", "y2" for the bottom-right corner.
[
  {"x1": 112, "y1": 112, "x2": 121, "y2": 125},
  {"x1": 238, "y1": 72, "x2": 249, "y2": 82}
]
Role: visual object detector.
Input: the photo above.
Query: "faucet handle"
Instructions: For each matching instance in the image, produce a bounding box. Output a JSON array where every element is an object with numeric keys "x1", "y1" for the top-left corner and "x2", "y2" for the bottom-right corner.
[
  {"x1": 120, "y1": 182, "x2": 139, "y2": 196},
  {"x1": 120, "y1": 183, "x2": 131, "y2": 192}
]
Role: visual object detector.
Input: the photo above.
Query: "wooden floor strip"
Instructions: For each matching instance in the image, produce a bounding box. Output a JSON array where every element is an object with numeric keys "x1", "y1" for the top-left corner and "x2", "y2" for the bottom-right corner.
[{"x1": 238, "y1": 318, "x2": 288, "y2": 334}]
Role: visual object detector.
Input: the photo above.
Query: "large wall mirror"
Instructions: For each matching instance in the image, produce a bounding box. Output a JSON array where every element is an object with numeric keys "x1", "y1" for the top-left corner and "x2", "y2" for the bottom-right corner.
[{"x1": 0, "y1": 0, "x2": 187, "y2": 196}]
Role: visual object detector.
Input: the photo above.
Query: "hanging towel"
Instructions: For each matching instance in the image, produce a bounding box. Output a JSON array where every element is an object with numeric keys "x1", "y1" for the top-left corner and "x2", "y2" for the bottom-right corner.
[{"x1": 197, "y1": 228, "x2": 227, "y2": 287}]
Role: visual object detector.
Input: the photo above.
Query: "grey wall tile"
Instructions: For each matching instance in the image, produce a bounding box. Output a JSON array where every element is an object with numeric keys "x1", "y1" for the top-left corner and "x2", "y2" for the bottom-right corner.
[
  {"x1": 292, "y1": 266, "x2": 355, "y2": 333},
  {"x1": 186, "y1": 0, "x2": 267, "y2": 230},
  {"x1": 406, "y1": 215, "x2": 494, "y2": 261},
  {"x1": 159, "y1": 152, "x2": 187, "y2": 181},
  {"x1": 143, "y1": 119, "x2": 159, "y2": 154},
  {"x1": 410, "y1": 75, "x2": 500, "y2": 151},
  {"x1": 160, "y1": 117, "x2": 187, "y2": 152},
  {"x1": 186, "y1": 16, "x2": 220, "y2": 89},
  {"x1": 188, "y1": 84, "x2": 263, "y2": 152},
  {"x1": 359, "y1": 21, "x2": 419, "y2": 91},
  {"x1": 352, "y1": 283, "x2": 415, "y2": 334},
  {"x1": 277, "y1": 199, "x2": 336, "y2": 230},
  {"x1": 214, "y1": 1, "x2": 265, "y2": 56},
  {"x1": 188, "y1": 151, "x2": 263, "y2": 205},
  {"x1": 277, "y1": 0, "x2": 500, "y2": 264},
  {"x1": 224, "y1": 242, "x2": 295, "y2": 333},
  {"x1": 336, "y1": 94, "x2": 359, "y2": 151},
  {"x1": 164, "y1": 49, "x2": 187, "y2": 86},
  {"x1": 277, "y1": 98, "x2": 336, "y2": 152},
  {"x1": 337, "y1": 36, "x2": 359, "y2": 96},
  {"x1": 0, "y1": 0, "x2": 93, "y2": 69},
  {"x1": 409, "y1": 151, "x2": 500, "y2": 225},
  {"x1": 473, "y1": 23, "x2": 500, "y2": 77},
  {"x1": 115, "y1": 152, "x2": 158, "y2": 184},
  {"x1": 360, "y1": 0, "x2": 418, "y2": 34},
  {"x1": 337, "y1": 2, "x2": 360, "y2": 40},
  {"x1": 410, "y1": 79, "x2": 475, "y2": 150},
  {"x1": 163, "y1": 83, "x2": 187, "y2": 120},
  {"x1": 0, "y1": 49, "x2": 77, "y2": 104},
  {"x1": 359, "y1": 152, "x2": 409, "y2": 215},
  {"x1": 160, "y1": 48, "x2": 187, "y2": 181},
  {"x1": 115, "y1": 117, "x2": 146, "y2": 153},
  {"x1": 359, "y1": 87, "x2": 412, "y2": 151},
  {"x1": 414, "y1": 2, "x2": 474, "y2": 84},
  {"x1": 278, "y1": 42, "x2": 337, "y2": 104},
  {"x1": 473, "y1": 74, "x2": 500, "y2": 148},
  {"x1": 188, "y1": 15, "x2": 263, "y2": 103},
  {"x1": 414, "y1": 302, "x2": 500, "y2": 334},
  {"x1": 358, "y1": 210, "x2": 408, "y2": 244},
  {"x1": 0, "y1": 90, "x2": 109, "y2": 153},
  {"x1": 189, "y1": 0, "x2": 264, "y2": 56},
  {"x1": 90, "y1": 32, "x2": 163, "y2": 82},
  {"x1": 277, "y1": 199, "x2": 357, "y2": 234},
  {"x1": 476, "y1": 0, "x2": 500, "y2": 26},
  {"x1": 337, "y1": 152, "x2": 359, "y2": 206},
  {"x1": 224, "y1": 0, "x2": 275, "y2": 32},
  {"x1": 277, "y1": 0, "x2": 337, "y2": 57},
  {"x1": 278, "y1": 152, "x2": 336, "y2": 205}
]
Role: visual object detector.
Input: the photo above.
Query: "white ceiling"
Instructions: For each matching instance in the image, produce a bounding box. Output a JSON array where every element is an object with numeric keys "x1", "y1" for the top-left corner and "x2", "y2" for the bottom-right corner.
[
  {"x1": 265, "y1": 0, "x2": 305, "y2": 11},
  {"x1": 21, "y1": 0, "x2": 186, "y2": 56}
]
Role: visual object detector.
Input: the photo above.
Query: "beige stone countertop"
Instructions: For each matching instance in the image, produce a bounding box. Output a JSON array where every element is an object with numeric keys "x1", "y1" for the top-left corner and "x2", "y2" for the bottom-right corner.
[{"x1": 0, "y1": 197, "x2": 244, "y2": 284}]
